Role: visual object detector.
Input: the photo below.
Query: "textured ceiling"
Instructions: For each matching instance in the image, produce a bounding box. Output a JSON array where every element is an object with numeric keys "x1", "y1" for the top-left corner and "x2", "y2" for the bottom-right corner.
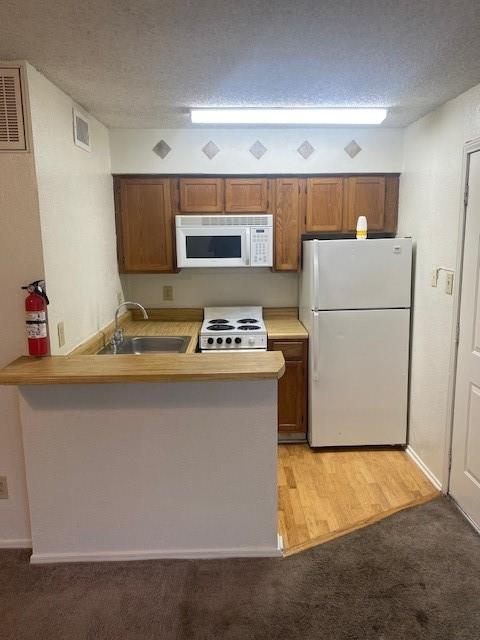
[{"x1": 1, "y1": 0, "x2": 480, "y2": 128}]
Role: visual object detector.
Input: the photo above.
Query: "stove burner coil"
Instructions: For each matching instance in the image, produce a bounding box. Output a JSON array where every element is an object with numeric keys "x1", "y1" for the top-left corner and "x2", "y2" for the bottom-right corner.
[{"x1": 207, "y1": 324, "x2": 235, "y2": 331}]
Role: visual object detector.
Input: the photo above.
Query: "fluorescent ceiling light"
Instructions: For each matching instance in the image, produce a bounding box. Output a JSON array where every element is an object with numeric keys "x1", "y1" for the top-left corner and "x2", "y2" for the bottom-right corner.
[{"x1": 190, "y1": 108, "x2": 387, "y2": 125}]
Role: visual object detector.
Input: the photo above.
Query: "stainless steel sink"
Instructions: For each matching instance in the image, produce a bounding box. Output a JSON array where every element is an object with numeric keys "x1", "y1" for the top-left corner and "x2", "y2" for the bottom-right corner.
[{"x1": 96, "y1": 336, "x2": 190, "y2": 355}]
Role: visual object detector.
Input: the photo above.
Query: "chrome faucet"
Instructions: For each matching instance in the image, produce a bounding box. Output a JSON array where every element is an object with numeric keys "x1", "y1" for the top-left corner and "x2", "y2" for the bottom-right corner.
[{"x1": 111, "y1": 301, "x2": 148, "y2": 350}]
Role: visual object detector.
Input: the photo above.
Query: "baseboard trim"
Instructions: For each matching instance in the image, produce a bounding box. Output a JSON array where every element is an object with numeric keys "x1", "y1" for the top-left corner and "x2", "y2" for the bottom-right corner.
[
  {"x1": 30, "y1": 544, "x2": 283, "y2": 564},
  {"x1": 406, "y1": 446, "x2": 442, "y2": 491},
  {"x1": 277, "y1": 533, "x2": 284, "y2": 552},
  {"x1": 0, "y1": 538, "x2": 32, "y2": 549},
  {"x1": 450, "y1": 497, "x2": 480, "y2": 535}
]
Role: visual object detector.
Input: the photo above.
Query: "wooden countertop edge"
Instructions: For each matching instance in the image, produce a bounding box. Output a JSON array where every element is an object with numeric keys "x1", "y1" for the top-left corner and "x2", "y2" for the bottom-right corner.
[
  {"x1": 0, "y1": 353, "x2": 286, "y2": 385},
  {"x1": 267, "y1": 331, "x2": 309, "y2": 340}
]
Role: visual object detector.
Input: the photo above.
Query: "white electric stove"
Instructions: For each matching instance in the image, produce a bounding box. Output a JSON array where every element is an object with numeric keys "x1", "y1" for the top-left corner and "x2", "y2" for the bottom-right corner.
[{"x1": 200, "y1": 306, "x2": 267, "y2": 351}]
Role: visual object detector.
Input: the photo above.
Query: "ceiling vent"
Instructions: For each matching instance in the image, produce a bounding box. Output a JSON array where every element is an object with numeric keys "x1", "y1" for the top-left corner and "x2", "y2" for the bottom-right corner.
[{"x1": 0, "y1": 67, "x2": 27, "y2": 151}]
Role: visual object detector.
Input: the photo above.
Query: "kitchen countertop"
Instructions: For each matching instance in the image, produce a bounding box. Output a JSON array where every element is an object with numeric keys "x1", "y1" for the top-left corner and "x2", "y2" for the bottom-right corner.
[
  {"x1": 72, "y1": 309, "x2": 308, "y2": 352},
  {"x1": 0, "y1": 308, "x2": 307, "y2": 386},
  {"x1": 0, "y1": 352, "x2": 285, "y2": 385},
  {"x1": 265, "y1": 317, "x2": 308, "y2": 340}
]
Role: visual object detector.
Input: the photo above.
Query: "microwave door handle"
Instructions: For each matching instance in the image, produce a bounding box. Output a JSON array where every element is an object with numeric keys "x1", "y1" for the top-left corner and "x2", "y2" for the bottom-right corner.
[{"x1": 245, "y1": 230, "x2": 251, "y2": 266}]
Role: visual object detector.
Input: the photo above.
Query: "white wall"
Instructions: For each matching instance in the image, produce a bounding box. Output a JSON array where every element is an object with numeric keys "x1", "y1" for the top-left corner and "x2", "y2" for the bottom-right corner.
[
  {"x1": 26, "y1": 65, "x2": 123, "y2": 354},
  {"x1": 398, "y1": 81, "x2": 480, "y2": 486},
  {"x1": 0, "y1": 146, "x2": 44, "y2": 546},
  {"x1": 110, "y1": 127, "x2": 403, "y2": 174},
  {"x1": 113, "y1": 126, "x2": 403, "y2": 307}
]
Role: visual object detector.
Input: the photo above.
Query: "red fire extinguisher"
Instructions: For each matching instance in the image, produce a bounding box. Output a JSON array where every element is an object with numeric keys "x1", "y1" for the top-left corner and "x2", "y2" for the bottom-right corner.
[{"x1": 21, "y1": 280, "x2": 50, "y2": 356}]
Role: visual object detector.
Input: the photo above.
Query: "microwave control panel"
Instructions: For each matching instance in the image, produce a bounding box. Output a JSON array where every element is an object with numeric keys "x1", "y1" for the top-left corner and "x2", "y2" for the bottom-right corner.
[{"x1": 250, "y1": 227, "x2": 273, "y2": 266}]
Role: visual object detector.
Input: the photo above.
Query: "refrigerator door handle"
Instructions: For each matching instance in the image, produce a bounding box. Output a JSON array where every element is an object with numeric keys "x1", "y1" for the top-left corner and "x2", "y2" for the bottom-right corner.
[
  {"x1": 313, "y1": 240, "x2": 319, "y2": 309},
  {"x1": 312, "y1": 311, "x2": 320, "y2": 382}
]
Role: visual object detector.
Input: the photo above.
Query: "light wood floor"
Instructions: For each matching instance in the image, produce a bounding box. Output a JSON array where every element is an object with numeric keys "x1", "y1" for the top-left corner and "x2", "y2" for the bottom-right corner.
[{"x1": 278, "y1": 445, "x2": 440, "y2": 556}]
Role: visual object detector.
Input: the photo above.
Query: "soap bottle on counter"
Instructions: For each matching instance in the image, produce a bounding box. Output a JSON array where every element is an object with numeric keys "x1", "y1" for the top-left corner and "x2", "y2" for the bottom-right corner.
[{"x1": 356, "y1": 216, "x2": 368, "y2": 239}]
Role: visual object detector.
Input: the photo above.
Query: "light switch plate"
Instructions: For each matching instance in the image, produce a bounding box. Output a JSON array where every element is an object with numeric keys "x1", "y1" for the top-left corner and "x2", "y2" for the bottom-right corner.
[
  {"x1": 0, "y1": 476, "x2": 8, "y2": 499},
  {"x1": 117, "y1": 291, "x2": 123, "y2": 305},
  {"x1": 445, "y1": 272, "x2": 454, "y2": 295},
  {"x1": 57, "y1": 321, "x2": 65, "y2": 348},
  {"x1": 431, "y1": 270, "x2": 438, "y2": 287}
]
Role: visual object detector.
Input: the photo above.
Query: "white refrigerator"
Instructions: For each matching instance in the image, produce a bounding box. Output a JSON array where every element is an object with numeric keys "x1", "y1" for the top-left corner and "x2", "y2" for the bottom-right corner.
[{"x1": 300, "y1": 238, "x2": 412, "y2": 447}]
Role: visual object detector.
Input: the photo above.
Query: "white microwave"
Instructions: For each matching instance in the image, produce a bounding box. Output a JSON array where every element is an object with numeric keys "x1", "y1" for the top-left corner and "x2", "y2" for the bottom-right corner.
[{"x1": 175, "y1": 214, "x2": 273, "y2": 268}]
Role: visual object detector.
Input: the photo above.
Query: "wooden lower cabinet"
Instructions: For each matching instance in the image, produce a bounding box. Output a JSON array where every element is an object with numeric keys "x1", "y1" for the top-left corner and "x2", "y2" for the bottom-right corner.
[{"x1": 268, "y1": 338, "x2": 308, "y2": 440}]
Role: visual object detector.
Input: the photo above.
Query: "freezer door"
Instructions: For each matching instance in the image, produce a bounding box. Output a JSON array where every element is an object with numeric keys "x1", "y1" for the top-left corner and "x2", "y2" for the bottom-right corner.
[
  {"x1": 309, "y1": 309, "x2": 409, "y2": 446},
  {"x1": 306, "y1": 238, "x2": 412, "y2": 310}
]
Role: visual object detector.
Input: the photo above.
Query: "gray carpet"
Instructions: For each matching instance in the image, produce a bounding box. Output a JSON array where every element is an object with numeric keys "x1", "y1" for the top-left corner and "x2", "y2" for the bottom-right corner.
[{"x1": 1, "y1": 497, "x2": 479, "y2": 640}]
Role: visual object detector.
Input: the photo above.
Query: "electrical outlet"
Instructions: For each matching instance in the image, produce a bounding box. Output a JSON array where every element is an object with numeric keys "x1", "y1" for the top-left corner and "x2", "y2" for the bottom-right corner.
[
  {"x1": 431, "y1": 270, "x2": 438, "y2": 287},
  {"x1": 117, "y1": 291, "x2": 123, "y2": 305},
  {"x1": 0, "y1": 476, "x2": 8, "y2": 499},
  {"x1": 163, "y1": 285, "x2": 173, "y2": 302},
  {"x1": 445, "y1": 272, "x2": 454, "y2": 295},
  {"x1": 57, "y1": 321, "x2": 65, "y2": 348}
]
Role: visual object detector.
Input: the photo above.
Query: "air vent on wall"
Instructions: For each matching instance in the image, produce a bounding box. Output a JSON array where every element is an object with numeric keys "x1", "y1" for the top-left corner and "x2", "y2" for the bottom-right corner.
[
  {"x1": 176, "y1": 215, "x2": 272, "y2": 227},
  {"x1": 73, "y1": 107, "x2": 91, "y2": 151},
  {"x1": 0, "y1": 67, "x2": 27, "y2": 151}
]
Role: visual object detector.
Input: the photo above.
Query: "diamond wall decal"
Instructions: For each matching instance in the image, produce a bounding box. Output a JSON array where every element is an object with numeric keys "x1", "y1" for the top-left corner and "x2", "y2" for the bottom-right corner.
[
  {"x1": 152, "y1": 139, "x2": 171, "y2": 159},
  {"x1": 249, "y1": 140, "x2": 267, "y2": 159},
  {"x1": 344, "y1": 140, "x2": 362, "y2": 158},
  {"x1": 297, "y1": 140, "x2": 315, "y2": 159},
  {"x1": 202, "y1": 140, "x2": 220, "y2": 159}
]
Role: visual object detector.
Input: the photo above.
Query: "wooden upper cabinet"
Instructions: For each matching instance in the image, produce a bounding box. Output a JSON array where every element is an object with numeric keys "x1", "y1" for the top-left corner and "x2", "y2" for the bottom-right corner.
[
  {"x1": 306, "y1": 177, "x2": 344, "y2": 232},
  {"x1": 344, "y1": 176, "x2": 386, "y2": 231},
  {"x1": 274, "y1": 178, "x2": 300, "y2": 271},
  {"x1": 383, "y1": 175, "x2": 399, "y2": 234},
  {"x1": 179, "y1": 178, "x2": 224, "y2": 212},
  {"x1": 116, "y1": 178, "x2": 175, "y2": 273},
  {"x1": 225, "y1": 178, "x2": 268, "y2": 212}
]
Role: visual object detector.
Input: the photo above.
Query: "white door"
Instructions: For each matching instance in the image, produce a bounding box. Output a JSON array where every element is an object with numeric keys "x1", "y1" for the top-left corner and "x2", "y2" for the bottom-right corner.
[
  {"x1": 450, "y1": 150, "x2": 480, "y2": 528},
  {"x1": 308, "y1": 238, "x2": 412, "y2": 310},
  {"x1": 308, "y1": 308, "x2": 409, "y2": 447}
]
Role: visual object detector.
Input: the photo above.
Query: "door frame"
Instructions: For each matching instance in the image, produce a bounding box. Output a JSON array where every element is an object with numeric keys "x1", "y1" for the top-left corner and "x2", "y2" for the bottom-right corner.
[{"x1": 443, "y1": 136, "x2": 480, "y2": 494}]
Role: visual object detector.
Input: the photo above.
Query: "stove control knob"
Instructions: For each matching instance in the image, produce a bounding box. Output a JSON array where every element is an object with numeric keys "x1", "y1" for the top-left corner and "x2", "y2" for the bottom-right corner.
[
  {"x1": 207, "y1": 338, "x2": 214, "y2": 345},
  {"x1": 248, "y1": 337, "x2": 255, "y2": 346},
  {"x1": 217, "y1": 337, "x2": 223, "y2": 345},
  {"x1": 235, "y1": 337, "x2": 242, "y2": 344},
  {"x1": 226, "y1": 337, "x2": 232, "y2": 344}
]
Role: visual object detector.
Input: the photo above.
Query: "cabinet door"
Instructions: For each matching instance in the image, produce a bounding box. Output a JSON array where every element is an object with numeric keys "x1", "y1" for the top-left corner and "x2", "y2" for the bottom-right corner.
[
  {"x1": 383, "y1": 175, "x2": 399, "y2": 234},
  {"x1": 269, "y1": 340, "x2": 307, "y2": 435},
  {"x1": 274, "y1": 178, "x2": 300, "y2": 271},
  {"x1": 306, "y1": 177, "x2": 343, "y2": 232},
  {"x1": 179, "y1": 178, "x2": 224, "y2": 212},
  {"x1": 116, "y1": 178, "x2": 175, "y2": 273},
  {"x1": 225, "y1": 178, "x2": 268, "y2": 212},
  {"x1": 344, "y1": 176, "x2": 386, "y2": 231}
]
